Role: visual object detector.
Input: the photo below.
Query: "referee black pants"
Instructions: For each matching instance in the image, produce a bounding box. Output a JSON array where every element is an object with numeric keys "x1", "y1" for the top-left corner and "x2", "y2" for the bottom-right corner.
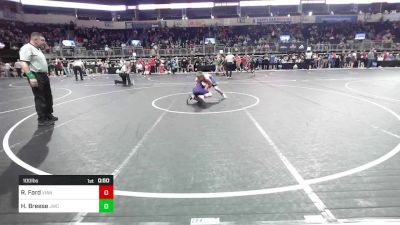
[
  {"x1": 73, "y1": 66, "x2": 83, "y2": 81},
  {"x1": 16, "y1": 68, "x2": 22, "y2": 78},
  {"x1": 115, "y1": 73, "x2": 131, "y2": 85},
  {"x1": 226, "y1": 62, "x2": 233, "y2": 77},
  {"x1": 29, "y1": 73, "x2": 54, "y2": 121}
]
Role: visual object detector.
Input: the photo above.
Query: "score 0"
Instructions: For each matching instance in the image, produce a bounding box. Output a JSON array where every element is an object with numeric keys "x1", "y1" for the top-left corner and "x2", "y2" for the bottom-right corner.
[{"x1": 98, "y1": 177, "x2": 111, "y2": 184}]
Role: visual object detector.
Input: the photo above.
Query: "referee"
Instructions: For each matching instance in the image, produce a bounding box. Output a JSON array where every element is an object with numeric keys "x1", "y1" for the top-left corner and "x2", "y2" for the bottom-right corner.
[
  {"x1": 19, "y1": 32, "x2": 57, "y2": 126},
  {"x1": 305, "y1": 47, "x2": 313, "y2": 70},
  {"x1": 225, "y1": 52, "x2": 235, "y2": 78}
]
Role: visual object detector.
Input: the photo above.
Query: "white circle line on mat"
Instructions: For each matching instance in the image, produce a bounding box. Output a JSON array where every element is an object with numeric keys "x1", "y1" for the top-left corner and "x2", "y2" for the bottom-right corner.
[
  {"x1": 2, "y1": 83, "x2": 400, "y2": 199},
  {"x1": 152, "y1": 91, "x2": 260, "y2": 115},
  {"x1": 2, "y1": 85, "x2": 179, "y2": 174},
  {"x1": 0, "y1": 88, "x2": 72, "y2": 114},
  {"x1": 345, "y1": 80, "x2": 400, "y2": 102}
]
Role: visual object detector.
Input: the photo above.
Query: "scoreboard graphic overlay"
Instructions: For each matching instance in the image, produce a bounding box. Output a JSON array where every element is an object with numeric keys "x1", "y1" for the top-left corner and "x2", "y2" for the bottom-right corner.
[{"x1": 19, "y1": 175, "x2": 113, "y2": 213}]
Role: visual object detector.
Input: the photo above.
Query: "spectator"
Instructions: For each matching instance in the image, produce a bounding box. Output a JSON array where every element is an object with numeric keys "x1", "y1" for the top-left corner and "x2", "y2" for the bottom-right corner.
[
  {"x1": 367, "y1": 49, "x2": 376, "y2": 68},
  {"x1": 5, "y1": 62, "x2": 12, "y2": 77},
  {"x1": 14, "y1": 59, "x2": 22, "y2": 78}
]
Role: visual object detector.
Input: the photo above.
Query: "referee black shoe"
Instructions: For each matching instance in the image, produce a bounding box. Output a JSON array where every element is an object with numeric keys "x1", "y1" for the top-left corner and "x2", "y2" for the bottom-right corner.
[
  {"x1": 48, "y1": 114, "x2": 58, "y2": 121},
  {"x1": 38, "y1": 120, "x2": 55, "y2": 126}
]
